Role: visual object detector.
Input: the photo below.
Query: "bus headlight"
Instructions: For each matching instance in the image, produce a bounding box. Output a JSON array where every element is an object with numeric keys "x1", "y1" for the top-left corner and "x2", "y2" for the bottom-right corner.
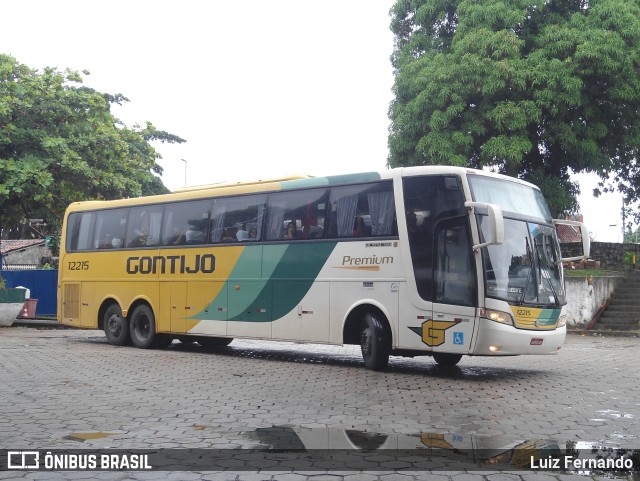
[
  {"x1": 481, "y1": 308, "x2": 514, "y2": 326},
  {"x1": 557, "y1": 314, "x2": 568, "y2": 327}
]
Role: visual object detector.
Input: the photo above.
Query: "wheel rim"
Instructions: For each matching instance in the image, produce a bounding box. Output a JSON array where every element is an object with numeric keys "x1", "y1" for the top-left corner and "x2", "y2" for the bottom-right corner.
[
  {"x1": 361, "y1": 328, "x2": 372, "y2": 357},
  {"x1": 137, "y1": 315, "x2": 151, "y2": 338},
  {"x1": 107, "y1": 314, "x2": 122, "y2": 337}
]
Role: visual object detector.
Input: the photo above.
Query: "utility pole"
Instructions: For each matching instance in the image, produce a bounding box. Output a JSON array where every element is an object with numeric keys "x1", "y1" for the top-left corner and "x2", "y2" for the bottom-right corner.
[
  {"x1": 181, "y1": 159, "x2": 187, "y2": 187},
  {"x1": 621, "y1": 197, "x2": 626, "y2": 243}
]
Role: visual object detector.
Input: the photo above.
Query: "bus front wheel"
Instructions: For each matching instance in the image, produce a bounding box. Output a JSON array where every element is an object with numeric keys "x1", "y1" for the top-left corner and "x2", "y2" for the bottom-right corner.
[
  {"x1": 360, "y1": 313, "x2": 390, "y2": 371},
  {"x1": 104, "y1": 304, "x2": 129, "y2": 346},
  {"x1": 129, "y1": 304, "x2": 165, "y2": 349},
  {"x1": 433, "y1": 352, "x2": 462, "y2": 366}
]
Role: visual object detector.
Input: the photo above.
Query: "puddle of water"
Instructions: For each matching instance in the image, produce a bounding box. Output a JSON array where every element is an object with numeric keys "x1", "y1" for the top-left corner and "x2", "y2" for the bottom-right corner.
[{"x1": 241, "y1": 426, "x2": 638, "y2": 475}]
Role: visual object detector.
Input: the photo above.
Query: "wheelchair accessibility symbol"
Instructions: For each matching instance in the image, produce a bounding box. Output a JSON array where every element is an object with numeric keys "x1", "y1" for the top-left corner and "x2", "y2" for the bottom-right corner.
[{"x1": 453, "y1": 332, "x2": 464, "y2": 345}]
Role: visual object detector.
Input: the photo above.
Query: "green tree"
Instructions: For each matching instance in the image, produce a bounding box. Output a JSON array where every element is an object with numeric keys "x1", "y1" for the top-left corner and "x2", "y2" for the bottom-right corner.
[
  {"x1": 0, "y1": 54, "x2": 185, "y2": 237},
  {"x1": 625, "y1": 224, "x2": 640, "y2": 244},
  {"x1": 388, "y1": 0, "x2": 640, "y2": 216}
]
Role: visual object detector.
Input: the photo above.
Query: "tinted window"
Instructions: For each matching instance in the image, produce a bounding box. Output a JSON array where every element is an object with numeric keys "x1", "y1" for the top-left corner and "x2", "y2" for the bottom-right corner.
[
  {"x1": 435, "y1": 219, "x2": 475, "y2": 306},
  {"x1": 403, "y1": 175, "x2": 466, "y2": 301},
  {"x1": 327, "y1": 182, "x2": 396, "y2": 238},
  {"x1": 94, "y1": 208, "x2": 128, "y2": 249},
  {"x1": 66, "y1": 212, "x2": 95, "y2": 252},
  {"x1": 210, "y1": 194, "x2": 266, "y2": 243},
  {"x1": 162, "y1": 200, "x2": 211, "y2": 246},
  {"x1": 126, "y1": 206, "x2": 164, "y2": 248},
  {"x1": 265, "y1": 189, "x2": 329, "y2": 241}
]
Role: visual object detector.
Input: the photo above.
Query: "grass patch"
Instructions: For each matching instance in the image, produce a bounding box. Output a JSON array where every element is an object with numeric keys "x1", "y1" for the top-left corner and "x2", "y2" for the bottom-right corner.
[{"x1": 564, "y1": 268, "x2": 622, "y2": 277}]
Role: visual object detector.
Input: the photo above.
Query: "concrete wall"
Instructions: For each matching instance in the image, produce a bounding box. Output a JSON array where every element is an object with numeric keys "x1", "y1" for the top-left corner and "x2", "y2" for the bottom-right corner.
[
  {"x1": 561, "y1": 241, "x2": 640, "y2": 268},
  {"x1": 2, "y1": 244, "x2": 50, "y2": 268},
  {"x1": 564, "y1": 276, "x2": 618, "y2": 328}
]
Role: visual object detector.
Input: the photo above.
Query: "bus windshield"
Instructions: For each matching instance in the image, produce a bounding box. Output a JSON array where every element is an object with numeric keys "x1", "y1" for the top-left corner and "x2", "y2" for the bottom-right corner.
[
  {"x1": 478, "y1": 217, "x2": 565, "y2": 306},
  {"x1": 468, "y1": 174, "x2": 552, "y2": 222}
]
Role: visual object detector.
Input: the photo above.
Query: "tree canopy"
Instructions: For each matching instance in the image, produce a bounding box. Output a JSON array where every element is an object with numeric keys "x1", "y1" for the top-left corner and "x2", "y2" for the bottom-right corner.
[
  {"x1": 388, "y1": 0, "x2": 640, "y2": 217},
  {"x1": 0, "y1": 54, "x2": 184, "y2": 237}
]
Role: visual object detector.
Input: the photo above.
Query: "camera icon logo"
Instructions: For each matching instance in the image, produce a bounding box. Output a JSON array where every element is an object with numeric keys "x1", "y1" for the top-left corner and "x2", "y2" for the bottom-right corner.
[{"x1": 7, "y1": 451, "x2": 40, "y2": 469}]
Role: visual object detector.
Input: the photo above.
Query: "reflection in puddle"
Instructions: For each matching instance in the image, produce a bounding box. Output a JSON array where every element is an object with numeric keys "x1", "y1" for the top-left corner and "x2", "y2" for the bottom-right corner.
[{"x1": 246, "y1": 426, "x2": 638, "y2": 476}]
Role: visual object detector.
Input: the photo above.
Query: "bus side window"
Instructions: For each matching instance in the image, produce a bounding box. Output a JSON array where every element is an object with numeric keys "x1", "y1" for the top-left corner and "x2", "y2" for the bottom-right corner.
[
  {"x1": 328, "y1": 182, "x2": 396, "y2": 238},
  {"x1": 66, "y1": 212, "x2": 95, "y2": 252},
  {"x1": 94, "y1": 208, "x2": 128, "y2": 250},
  {"x1": 161, "y1": 200, "x2": 211, "y2": 246},
  {"x1": 210, "y1": 194, "x2": 266, "y2": 244},
  {"x1": 126, "y1": 206, "x2": 163, "y2": 247},
  {"x1": 265, "y1": 189, "x2": 328, "y2": 241}
]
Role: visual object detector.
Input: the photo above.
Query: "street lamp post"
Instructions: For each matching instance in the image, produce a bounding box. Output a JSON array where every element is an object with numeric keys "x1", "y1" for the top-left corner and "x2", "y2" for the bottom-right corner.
[{"x1": 181, "y1": 159, "x2": 187, "y2": 187}]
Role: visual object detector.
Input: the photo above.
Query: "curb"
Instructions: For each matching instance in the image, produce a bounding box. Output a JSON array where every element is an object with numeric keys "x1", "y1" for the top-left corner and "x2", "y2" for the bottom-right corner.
[{"x1": 12, "y1": 319, "x2": 71, "y2": 329}]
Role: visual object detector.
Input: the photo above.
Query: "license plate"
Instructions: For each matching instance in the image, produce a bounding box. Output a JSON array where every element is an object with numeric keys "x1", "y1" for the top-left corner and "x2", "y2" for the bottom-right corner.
[{"x1": 530, "y1": 338, "x2": 543, "y2": 346}]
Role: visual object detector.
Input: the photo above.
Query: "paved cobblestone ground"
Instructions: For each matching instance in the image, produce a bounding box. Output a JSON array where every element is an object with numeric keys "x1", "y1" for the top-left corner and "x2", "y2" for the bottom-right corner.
[{"x1": 0, "y1": 327, "x2": 638, "y2": 480}]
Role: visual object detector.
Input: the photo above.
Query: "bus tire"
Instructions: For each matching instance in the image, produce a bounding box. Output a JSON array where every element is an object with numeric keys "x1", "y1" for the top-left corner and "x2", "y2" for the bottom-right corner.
[
  {"x1": 104, "y1": 304, "x2": 129, "y2": 346},
  {"x1": 433, "y1": 352, "x2": 462, "y2": 366},
  {"x1": 197, "y1": 336, "x2": 233, "y2": 349},
  {"x1": 129, "y1": 304, "x2": 158, "y2": 349},
  {"x1": 360, "y1": 312, "x2": 390, "y2": 371}
]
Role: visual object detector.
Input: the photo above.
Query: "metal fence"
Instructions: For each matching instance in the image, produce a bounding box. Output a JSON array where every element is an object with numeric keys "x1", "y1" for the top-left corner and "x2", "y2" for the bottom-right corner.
[{"x1": 0, "y1": 269, "x2": 58, "y2": 317}]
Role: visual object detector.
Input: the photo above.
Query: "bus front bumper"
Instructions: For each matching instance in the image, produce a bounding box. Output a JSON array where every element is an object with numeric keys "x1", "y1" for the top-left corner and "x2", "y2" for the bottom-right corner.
[{"x1": 472, "y1": 318, "x2": 566, "y2": 356}]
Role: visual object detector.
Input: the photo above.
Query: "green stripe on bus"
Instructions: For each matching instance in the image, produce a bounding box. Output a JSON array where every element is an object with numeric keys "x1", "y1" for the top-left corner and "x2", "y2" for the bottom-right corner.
[
  {"x1": 192, "y1": 243, "x2": 336, "y2": 322},
  {"x1": 227, "y1": 242, "x2": 336, "y2": 322},
  {"x1": 281, "y1": 172, "x2": 381, "y2": 190}
]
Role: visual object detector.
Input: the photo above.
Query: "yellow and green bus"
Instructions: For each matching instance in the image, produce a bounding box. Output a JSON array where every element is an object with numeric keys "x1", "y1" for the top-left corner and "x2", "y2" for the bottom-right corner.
[{"x1": 58, "y1": 166, "x2": 589, "y2": 370}]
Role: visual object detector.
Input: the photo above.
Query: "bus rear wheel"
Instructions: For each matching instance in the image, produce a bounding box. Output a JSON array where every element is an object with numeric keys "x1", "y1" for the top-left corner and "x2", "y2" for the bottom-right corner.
[
  {"x1": 104, "y1": 304, "x2": 129, "y2": 346},
  {"x1": 360, "y1": 312, "x2": 390, "y2": 371},
  {"x1": 129, "y1": 304, "x2": 168, "y2": 349},
  {"x1": 433, "y1": 352, "x2": 462, "y2": 366}
]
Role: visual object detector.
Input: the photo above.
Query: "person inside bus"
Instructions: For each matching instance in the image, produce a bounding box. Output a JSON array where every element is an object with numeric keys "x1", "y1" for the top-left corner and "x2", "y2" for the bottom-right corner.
[
  {"x1": 353, "y1": 216, "x2": 366, "y2": 236},
  {"x1": 222, "y1": 227, "x2": 237, "y2": 242},
  {"x1": 98, "y1": 235, "x2": 114, "y2": 249},
  {"x1": 129, "y1": 230, "x2": 149, "y2": 247},
  {"x1": 167, "y1": 228, "x2": 186, "y2": 245},
  {"x1": 184, "y1": 225, "x2": 206, "y2": 244},
  {"x1": 236, "y1": 230, "x2": 249, "y2": 241},
  {"x1": 128, "y1": 210, "x2": 151, "y2": 247},
  {"x1": 406, "y1": 211, "x2": 418, "y2": 233},
  {"x1": 249, "y1": 227, "x2": 258, "y2": 240},
  {"x1": 285, "y1": 221, "x2": 300, "y2": 240},
  {"x1": 236, "y1": 224, "x2": 249, "y2": 241}
]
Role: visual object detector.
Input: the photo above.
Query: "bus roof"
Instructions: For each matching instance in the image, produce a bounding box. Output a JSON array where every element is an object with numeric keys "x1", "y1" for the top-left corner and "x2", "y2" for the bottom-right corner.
[{"x1": 64, "y1": 166, "x2": 538, "y2": 212}]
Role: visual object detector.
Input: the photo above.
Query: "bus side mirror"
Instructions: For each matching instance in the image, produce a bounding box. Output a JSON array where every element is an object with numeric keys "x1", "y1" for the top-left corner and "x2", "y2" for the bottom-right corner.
[
  {"x1": 553, "y1": 219, "x2": 591, "y2": 262},
  {"x1": 465, "y1": 202, "x2": 504, "y2": 251}
]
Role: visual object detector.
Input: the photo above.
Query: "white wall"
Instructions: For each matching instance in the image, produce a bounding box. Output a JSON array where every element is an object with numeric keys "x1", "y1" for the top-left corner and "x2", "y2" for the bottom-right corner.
[{"x1": 564, "y1": 276, "x2": 619, "y2": 328}]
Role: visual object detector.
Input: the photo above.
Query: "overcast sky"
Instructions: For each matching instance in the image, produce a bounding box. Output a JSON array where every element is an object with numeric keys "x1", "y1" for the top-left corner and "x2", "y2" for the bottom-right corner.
[{"x1": 0, "y1": 0, "x2": 627, "y2": 242}]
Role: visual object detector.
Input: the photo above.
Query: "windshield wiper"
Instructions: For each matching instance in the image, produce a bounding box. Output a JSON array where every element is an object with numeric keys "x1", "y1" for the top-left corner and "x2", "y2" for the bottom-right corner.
[
  {"x1": 536, "y1": 235, "x2": 561, "y2": 307},
  {"x1": 517, "y1": 236, "x2": 534, "y2": 305}
]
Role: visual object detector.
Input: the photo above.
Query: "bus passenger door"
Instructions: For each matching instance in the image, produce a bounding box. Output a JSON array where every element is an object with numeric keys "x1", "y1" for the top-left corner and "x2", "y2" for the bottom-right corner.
[{"x1": 431, "y1": 219, "x2": 477, "y2": 354}]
